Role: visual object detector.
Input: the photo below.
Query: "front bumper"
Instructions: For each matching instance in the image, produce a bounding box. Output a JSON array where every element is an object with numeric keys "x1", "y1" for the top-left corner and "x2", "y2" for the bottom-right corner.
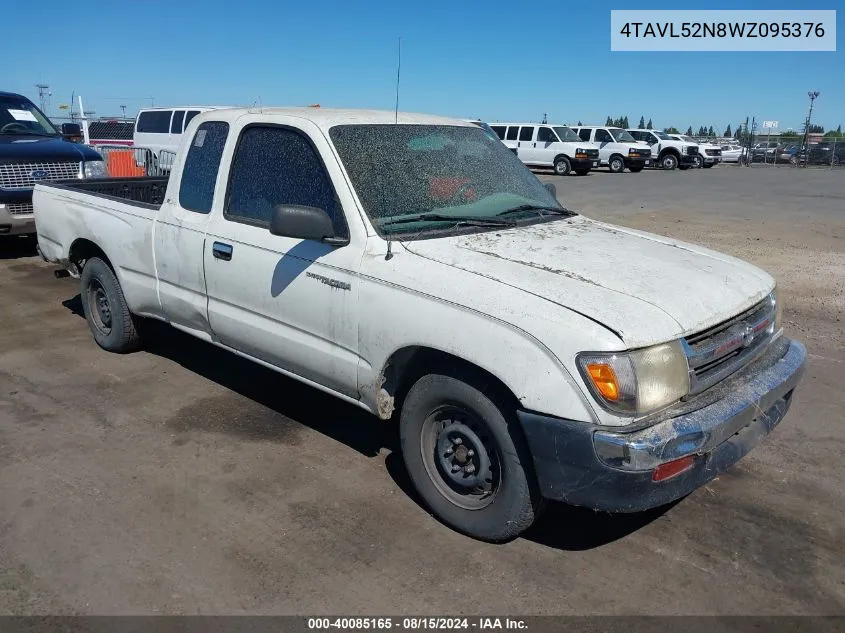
[
  {"x1": 624, "y1": 156, "x2": 651, "y2": 168},
  {"x1": 702, "y1": 154, "x2": 722, "y2": 165},
  {"x1": 571, "y1": 156, "x2": 599, "y2": 170},
  {"x1": 0, "y1": 198, "x2": 36, "y2": 236},
  {"x1": 519, "y1": 337, "x2": 806, "y2": 512}
]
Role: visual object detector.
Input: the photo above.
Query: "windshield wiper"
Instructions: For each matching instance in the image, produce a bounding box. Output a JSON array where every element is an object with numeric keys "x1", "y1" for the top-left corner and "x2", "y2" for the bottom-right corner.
[
  {"x1": 496, "y1": 204, "x2": 576, "y2": 218},
  {"x1": 380, "y1": 213, "x2": 516, "y2": 228}
]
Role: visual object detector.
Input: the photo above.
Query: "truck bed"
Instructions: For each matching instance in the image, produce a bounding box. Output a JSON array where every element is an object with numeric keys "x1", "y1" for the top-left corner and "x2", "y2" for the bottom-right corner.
[{"x1": 51, "y1": 176, "x2": 169, "y2": 208}]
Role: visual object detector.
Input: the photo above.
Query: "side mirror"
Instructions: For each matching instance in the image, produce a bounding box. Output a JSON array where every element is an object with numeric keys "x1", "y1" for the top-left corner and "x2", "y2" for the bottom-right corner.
[
  {"x1": 544, "y1": 182, "x2": 557, "y2": 198},
  {"x1": 270, "y1": 205, "x2": 341, "y2": 243},
  {"x1": 61, "y1": 123, "x2": 82, "y2": 139}
]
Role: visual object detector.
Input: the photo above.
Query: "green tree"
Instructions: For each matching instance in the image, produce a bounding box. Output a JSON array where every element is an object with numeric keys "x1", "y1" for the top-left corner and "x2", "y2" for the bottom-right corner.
[
  {"x1": 577, "y1": 120, "x2": 582, "y2": 126},
  {"x1": 735, "y1": 124, "x2": 743, "y2": 139},
  {"x1": 780, "y1": 130, "x2": 800, "y2": 140},
  {"x1": 646, "y1": 118, "x2": 653, "y2": 129},
  {"x1": 605, "y1": 116, "x2": 613, "y2": 126},
  {"x1": 724, "y1": 124, "x2": 732, "y2": 137},
  {"x1": 823, "y1": 129, "x2": 840, "y2": 138},
  {"x1": 664, "y1": 126, "x2": 680, "y2": 134},
  {"x1": 708, "y1": 126, "x2": 715, "y2": 137},
  {"x1": 621, "y1": 116, "x2": 629, "y2": 128},
  {"x1": 686, "y1": 126, "x2": 693, "y2": 135},
  {"x1": 808, "y1": 124, "x2": 824, "y2": 133},
  {"x1": 638, "y1": 116, "x2": 645, "y2": 128}
]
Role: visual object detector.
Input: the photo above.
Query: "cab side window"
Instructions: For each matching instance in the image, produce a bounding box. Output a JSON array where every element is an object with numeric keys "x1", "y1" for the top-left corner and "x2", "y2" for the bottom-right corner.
[
  {"x1": 490, "y1": 125, "x2": 506, "y2": 140},
  {"x1": 179, "y1": 121, "x2": 230, "y2": 214},
  {"x1": 505, "y1": 126, "x2": 519, "y2": 141},
  {"x1": 595, "y1": 129, "x2": 613, "y2": 143},
  {"x1": 537, "y1": 127, "x2": 557, "y2": 143},
  {"x1": 577, "y1": 128, "x2": 591, "y2": 142},
  {"x1": 225, "y1": 126, "x2": 348, "y2": 238}
]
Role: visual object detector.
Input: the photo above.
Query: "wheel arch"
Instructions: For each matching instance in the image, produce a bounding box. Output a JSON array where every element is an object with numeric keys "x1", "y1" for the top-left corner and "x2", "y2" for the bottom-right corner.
[{"x1": 68, "y1": 238, "x2": 114, "y2": 276}]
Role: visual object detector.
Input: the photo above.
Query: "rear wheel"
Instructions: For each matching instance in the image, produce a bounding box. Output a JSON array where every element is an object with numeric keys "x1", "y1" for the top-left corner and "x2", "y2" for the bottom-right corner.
[
  {"x1": 660, "y1": 153, "x2": 679, "y2": 170},
  {"x1": 553, "y1": 157, "x2": 571, "y2": 176},
  {"x1": 399, "y1": 372, "x2": 543, "y2": 542},
  {"x1": 80, "y1": 257, "x2": 141, "y2": 353},
  {"x1": 608, "y1": 155, "x2": 625, "y2": 173}
]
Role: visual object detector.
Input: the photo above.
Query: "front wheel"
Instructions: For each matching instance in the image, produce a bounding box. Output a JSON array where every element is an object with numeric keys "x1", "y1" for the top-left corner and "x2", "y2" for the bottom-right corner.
[
  {"x1": 399, "y1": 372, "x2": 543, "y2": 542},
  {"x1": 660, "y1": 153, "x2": 678, "y2": 170},
  {"x1": 553, "y1": 157, "x2": 571, "y2": 176},
  {"x1": 608, "y1": 155, "x2": 625, "y2": 173},
  {"x1": 80, "y1": 257, "x2": 141, "y2": 353},
  {"x1": 691, "y1": 155, "x2": 703, "y2": 169}
]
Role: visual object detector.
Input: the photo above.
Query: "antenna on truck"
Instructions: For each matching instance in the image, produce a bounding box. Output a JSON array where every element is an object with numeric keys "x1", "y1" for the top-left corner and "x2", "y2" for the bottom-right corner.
[{"x1": 394, "y1": 37, "x2": 401, "y2": 124}]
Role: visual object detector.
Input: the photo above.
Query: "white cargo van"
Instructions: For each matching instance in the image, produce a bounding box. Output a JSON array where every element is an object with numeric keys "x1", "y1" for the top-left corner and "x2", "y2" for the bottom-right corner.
[
  {"x1": 489, "y1": 123, "x2": 600, "y2": 176},
  {"x1": 569, "y1": 126, "x2": 652, "y2": 173},
  {"x1": 133, "y1": 106, "x2": 222, "y2": 157}
]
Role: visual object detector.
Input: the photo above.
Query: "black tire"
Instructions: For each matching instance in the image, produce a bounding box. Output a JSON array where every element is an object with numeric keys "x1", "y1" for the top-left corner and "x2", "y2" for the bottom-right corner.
[
  {"x1": 80, "y1": 257, "x2": 141, "y2": 353},
  {"x1": 399, "y1": 372, "x2": 543, "y2": 542},
  {"x1": 553, "y1": 157, "x2": 571, "y2": 176},
  {"x1": 574, "y1": 169, "x2": 590, "y2": 176},
  {"x1": 608, "y1": 155, "x2": 625, "y2": 173},
  {"x1": 628, "y1": 165, "x2": 644, "y2": 173},
  {"x1": 691, "y1": 154, "x2": 703, "y2": 169},
  {"x1": 660, "y1": 153, "x2": 679, "y2": 170}
]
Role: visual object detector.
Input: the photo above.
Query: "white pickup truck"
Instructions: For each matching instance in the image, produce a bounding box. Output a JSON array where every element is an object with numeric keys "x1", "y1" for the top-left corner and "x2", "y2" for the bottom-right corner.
[{"x1": 34, "y1": 108, "x2": 806, "y2": 542}]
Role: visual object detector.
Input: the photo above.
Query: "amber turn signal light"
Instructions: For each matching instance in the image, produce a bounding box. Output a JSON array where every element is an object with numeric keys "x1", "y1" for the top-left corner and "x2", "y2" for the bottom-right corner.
[{"x1": 586, "y1": 363, "x2": 620, "y2": 401}]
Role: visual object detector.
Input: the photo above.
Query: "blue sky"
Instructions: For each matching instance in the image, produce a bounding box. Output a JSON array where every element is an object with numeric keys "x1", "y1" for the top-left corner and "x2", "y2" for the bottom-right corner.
[{"x1": 6, "y1": 0, "x2": 842, "y2": 133}]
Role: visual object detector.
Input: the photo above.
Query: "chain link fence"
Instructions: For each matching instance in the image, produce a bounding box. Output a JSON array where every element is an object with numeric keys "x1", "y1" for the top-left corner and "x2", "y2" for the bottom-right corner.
[{"x1": 95, "y1": 146, "x2": 176, "y2": 177}]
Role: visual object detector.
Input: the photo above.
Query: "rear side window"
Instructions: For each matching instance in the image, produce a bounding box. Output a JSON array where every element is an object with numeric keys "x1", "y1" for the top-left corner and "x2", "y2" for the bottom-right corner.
[
  {"x1": 179, "y1": 121, "x2": 229, "y2": 214},
  {"x1": 518, "y1": 126, "x2": 534, "y2": 141},
  {"x1": 136, "y1": 110, "x2": 172, "y2": 133},
  {"x1": 184, "y1": 110, "x2": 201, "y2": 128},
  {"x1": 595, "y1": 129, "x2": 613, "y2": 143},
  {"x1": 170, "y1": 110, "x2": 185, "y2": 134},
  {"x1": 537, "y1": 127, "x2": 557, "y2": 143},
  {"x1": 225, "y1": 126, "x2": 347, "y2": 237},
  {"x1": 577, "y1": 128, "x2": 591, "y2": 142},
  {"x1": 505, "y1": 126, "x2": 519, "y2": 141},
  {"x1": 490, "y1": 125, "x2": 505, "y2": 140}
]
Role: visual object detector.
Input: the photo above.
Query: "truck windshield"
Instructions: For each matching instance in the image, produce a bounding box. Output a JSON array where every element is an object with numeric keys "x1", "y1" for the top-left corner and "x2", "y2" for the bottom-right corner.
[
  {"x1": 553, "y1": 126, "x2": 580, "y2": 142},
  {"x1": 0, "y1": 96, "x2": 59, "y2": 136},
  {"x1": 329, "y1": 124, "x2": 571, "y2": 238}
]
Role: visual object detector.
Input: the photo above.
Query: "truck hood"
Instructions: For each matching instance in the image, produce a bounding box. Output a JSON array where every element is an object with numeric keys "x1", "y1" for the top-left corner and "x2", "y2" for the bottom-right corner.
[
  {"x1": 402, "y1": 216, "x2": 774, "y2": 347},
  {"x1": 0, "y1": 135, "x2": 101, "y2": 162}
]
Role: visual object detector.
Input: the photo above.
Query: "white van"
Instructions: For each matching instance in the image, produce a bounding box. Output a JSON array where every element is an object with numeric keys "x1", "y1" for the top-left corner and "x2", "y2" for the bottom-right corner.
[
  {"x1": 568, "y1": 126, "x2": 652, "y2": 173},
  {"x1": 133, "y1": 106, "x2": 222, "y2": 157},
  {"x1": 488, "y1": 123, "x2": 600, "y2": 175}
]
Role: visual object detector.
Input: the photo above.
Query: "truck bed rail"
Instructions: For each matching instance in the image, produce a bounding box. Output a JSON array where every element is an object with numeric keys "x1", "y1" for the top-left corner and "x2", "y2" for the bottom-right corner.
[{"x1": 53, "y1": 177, "x2": 169, "y2": 207}]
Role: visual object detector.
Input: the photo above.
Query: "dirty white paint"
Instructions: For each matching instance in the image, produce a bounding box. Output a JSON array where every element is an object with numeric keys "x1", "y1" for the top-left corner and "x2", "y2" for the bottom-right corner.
[{"x1": 33, "y1": 107, "x2": 775, "y2": 428}]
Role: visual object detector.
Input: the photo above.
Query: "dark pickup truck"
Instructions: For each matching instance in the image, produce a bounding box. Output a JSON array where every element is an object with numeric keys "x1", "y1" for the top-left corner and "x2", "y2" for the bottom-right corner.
[{"x1": 1, "y1": 91, "x2": 104, "y2": 236}]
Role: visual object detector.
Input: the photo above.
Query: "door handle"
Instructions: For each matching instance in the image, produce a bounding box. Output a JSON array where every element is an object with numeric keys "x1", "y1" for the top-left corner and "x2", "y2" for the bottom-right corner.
[{"x1": 212, "y1": 241, "x2": 233, "y2": 261}]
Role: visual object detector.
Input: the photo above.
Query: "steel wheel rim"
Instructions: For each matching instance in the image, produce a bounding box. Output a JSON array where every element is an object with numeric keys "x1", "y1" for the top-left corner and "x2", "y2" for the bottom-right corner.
[
  {"x1": 87, "y1": 279, "x2": 113, "y2": 335},
  {"x1": 420, "y1": 405, "x2": 500, "y2": 510},
  {"x1": 611, "y1": 158, "x2": 623, "y2": 171},
  {"x1": 556, "y1": 162, "x2": 568, "y2": 175}
]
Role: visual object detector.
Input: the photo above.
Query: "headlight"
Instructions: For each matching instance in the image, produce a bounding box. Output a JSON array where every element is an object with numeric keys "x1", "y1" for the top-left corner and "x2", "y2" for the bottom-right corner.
[
  {"x1": 82, "y1": 160, "x2": 106, "y2": 179},
  {"x1": 577, "y1": 340, "x2": 689, "y2": 416},
  {"x1": 771, "y1": 287, "x2": 782, "y2": 333}
]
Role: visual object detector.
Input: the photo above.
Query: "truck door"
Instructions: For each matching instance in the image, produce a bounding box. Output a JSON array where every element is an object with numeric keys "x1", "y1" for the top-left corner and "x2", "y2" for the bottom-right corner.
[
  {"x1": 153, "y1": 120, "x2": 230, "y2": 337},
  {"x1": 202, "y1": 121, "x2": 361, "y2": 398}
]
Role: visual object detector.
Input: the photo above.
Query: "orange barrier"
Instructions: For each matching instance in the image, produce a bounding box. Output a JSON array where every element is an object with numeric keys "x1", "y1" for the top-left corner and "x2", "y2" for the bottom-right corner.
[{"x1": 106, "y1": 150, "x2": 146, "y2": 177}]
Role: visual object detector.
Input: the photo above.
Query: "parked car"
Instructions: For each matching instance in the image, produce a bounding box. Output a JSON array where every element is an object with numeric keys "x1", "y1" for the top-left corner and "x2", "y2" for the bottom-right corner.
[
  {"x1": 750, "y1": 142, "x2": 780, "y2": 162},
  {"x1": 720, "y1": 144, "x2": 743, "y2": 163},
  {"x1": 670, "y1": 135, "x2": 722, "y2": 167},
  {"x1": 803, "y1": 142, "x2": 845, "y2": 166},
  {"x1": 567, "y1": 126, "x2": 651, "y2": 173},
  {"x1": 34, "y1": 108, "x2": 806, "y2": 542},
  {"x1": 490, "y1": 122, "x2": 600, "y2": 175},
  {"x1": 626, "y1": 129, "x2": 698, "y2": 170},
  {"x1": 0, "y1": 90, "x2": 104, "y2": 236}
]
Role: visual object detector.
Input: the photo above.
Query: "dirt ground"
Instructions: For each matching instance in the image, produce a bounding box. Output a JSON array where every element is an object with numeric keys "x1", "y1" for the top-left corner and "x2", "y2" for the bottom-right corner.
[{"x1": 0, "y1": 165, "x2": 843, "y2": 615}]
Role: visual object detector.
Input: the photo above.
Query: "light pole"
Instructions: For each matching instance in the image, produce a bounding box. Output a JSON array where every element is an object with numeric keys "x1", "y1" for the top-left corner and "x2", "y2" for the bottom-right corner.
[
  {"x1": 120, "y1": 104, "x2": 127, "y2": 120},
  {"x1": 801, "y1": 91, "x2": 820, "y2": 166}
]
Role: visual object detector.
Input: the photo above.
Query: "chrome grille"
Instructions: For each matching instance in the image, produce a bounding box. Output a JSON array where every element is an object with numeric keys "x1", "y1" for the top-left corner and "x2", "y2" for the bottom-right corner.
[
  {"x1": 7, "y1": 203, "x2": 33, "y2": 215},
  {"x1": 0, "y1": 162, "x2": 81, "y2": 190},
  {"x1": 683, "y1": 296, "x2": 777, "y2": 396},
  {"x1": 705, "y1": 149, "x2": 722, "y2": 156}
]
